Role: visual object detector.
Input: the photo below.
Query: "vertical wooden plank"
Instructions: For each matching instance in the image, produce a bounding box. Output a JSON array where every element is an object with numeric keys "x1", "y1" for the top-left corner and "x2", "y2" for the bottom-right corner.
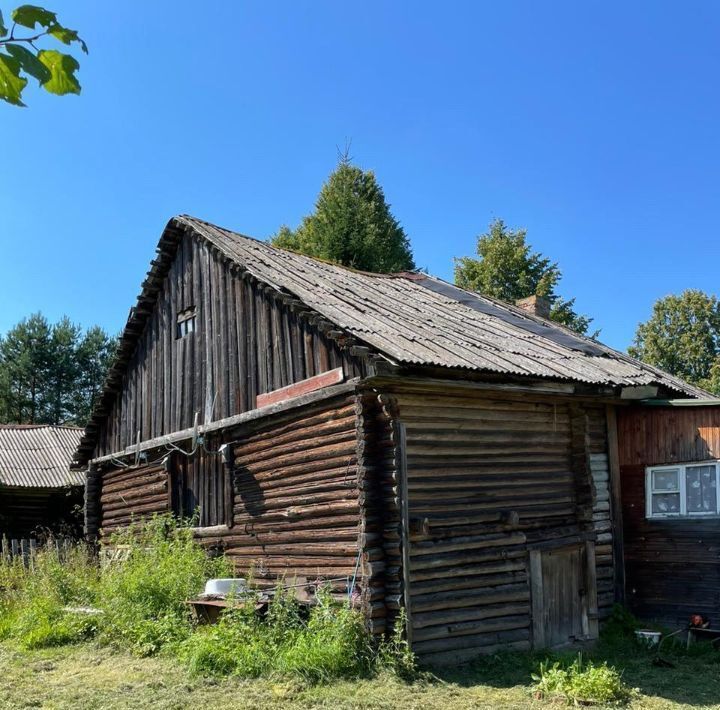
[
  {"x1": 605, "y1": 405, "x2": 625, "y2": 604},
  {"x1": 201, "y1": 244, "x2": 214, "y2": 423},
  {"x1": 227, "y1": 266, "x2": 239, "y2": 416},
  {"x1": 529, "y1": 549, "x2": 545, "y2": 649},
  {"x1": 192, "y1": 238, "x2": 203, "y2": 426},
  {"x1": 584, "y1": 540, "x2": 599, "y2": 639},
  {"x1": 396, "y1": 421, "x2": 413, "y2": 647}
]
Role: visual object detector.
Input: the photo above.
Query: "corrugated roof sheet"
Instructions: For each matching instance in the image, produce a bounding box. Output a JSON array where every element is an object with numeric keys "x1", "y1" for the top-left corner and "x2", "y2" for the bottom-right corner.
[
  {"x1": 72, "y1": 213, "x2": 710, "y2": 468},
  {"x1": 0, "y1": 425, "x2": 84, "y2": 488},
  {"x1": 180, "y1": 216, "x2": 708, "y2": 398}
]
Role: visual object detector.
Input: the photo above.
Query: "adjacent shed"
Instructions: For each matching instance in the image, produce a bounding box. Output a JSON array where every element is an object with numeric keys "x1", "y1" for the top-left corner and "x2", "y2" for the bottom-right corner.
[
  {"x1": 73, "y1": 215, "x2": 707, "y2": 664},
  {"x1": 0, "y1": 425, "x2": 84, "y2": 538},
  {"x1": 618, "y1": 400, "x2": 720, "y2": 627}
]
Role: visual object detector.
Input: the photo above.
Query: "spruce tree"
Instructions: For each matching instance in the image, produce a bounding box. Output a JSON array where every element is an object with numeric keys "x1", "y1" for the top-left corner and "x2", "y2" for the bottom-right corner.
[{"x1": 271, "y1": 156, "x2": 415, "y2": 273}]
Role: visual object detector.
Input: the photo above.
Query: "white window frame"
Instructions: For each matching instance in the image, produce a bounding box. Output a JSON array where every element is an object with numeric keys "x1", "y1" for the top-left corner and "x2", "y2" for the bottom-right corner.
[{"x1": 646, "y1": 461, "x2": 720, "y2": 519}]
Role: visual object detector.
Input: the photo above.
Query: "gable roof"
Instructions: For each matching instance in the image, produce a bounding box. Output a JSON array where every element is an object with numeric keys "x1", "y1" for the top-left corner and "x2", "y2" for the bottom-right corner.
[
  {"x1": 182, "y1": 216, "x2": 706, "y2": 396},
  {"x1": 73, "y1": 214, "x2": 709, "y2": 467},
  {"x1": 0, "y1": 425, "x2": 84, "y2": 488}
]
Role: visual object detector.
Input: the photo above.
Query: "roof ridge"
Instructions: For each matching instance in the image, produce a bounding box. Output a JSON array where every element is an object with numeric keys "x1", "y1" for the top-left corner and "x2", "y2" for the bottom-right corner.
[{"x1": 0, "y1": 424, "x2": 83, "y2": 430}]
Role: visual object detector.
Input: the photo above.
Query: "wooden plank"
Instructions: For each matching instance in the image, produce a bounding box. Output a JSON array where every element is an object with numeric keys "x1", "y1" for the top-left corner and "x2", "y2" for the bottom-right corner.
[
  {"x1": 397, "y1": 422, "x2": 413, "y2": 647},
  {"x1": 584, "y1": 539, "x2": 599, "y2": 639},
  {"x1": 605, "y1": 404, "x2": 625, "y2": 604},
  {"x1": 529, "y1": 549, "x2": 545, "y2": 649},
  {"x1": 256, "y1": 367, "x2": 345, "y2": 409}
]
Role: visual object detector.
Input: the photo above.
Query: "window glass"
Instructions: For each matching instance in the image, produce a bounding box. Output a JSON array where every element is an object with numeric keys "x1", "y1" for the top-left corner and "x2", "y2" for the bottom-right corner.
[
  {"x1": 686, "y1": 465, "x2": 717, "y2": 513},
  {"x1": 652, "y1": 469, "x2": 679, "y2": 491},
  {"x1": 651, "y1": 492, "x2": 681, "y2": 514}
]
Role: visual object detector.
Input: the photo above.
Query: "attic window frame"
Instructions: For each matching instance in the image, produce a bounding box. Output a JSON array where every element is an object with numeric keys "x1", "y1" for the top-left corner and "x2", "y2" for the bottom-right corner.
[
  {"x1": 176, "y1": 307, "x2": 197, "y2": 339},
  {"x1": 646, "y1": 461, "x2": 720, "y2": 519}
]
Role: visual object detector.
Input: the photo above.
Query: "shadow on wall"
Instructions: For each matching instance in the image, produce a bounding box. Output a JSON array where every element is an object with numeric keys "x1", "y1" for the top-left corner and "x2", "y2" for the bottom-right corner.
[{"x1": 232, "y1": 466, "x2": 266, "y2": 517}]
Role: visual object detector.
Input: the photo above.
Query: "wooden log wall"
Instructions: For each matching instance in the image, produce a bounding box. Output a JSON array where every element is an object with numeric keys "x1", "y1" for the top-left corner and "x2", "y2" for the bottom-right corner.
[
  {"x1": 587, "y1": 407, "x2": 616, "y2": 619},
  {"x1": 211, "y1": 394, "x2": 364, "y2": 594},
  {"x1": 0, "y1": 485, "x2": 83, "y2": 539},
  {"x1": 356, "y1": 391, "x2": 403, "y2": 636},
  {"x1": 93, "y1": 232, "x2": 370, "y2": 459},
  {"x1": 98, "y1": 463, "x2": 170, "y2": 534},
  {"x1": 390, "y1": 388, "x2": 613, "y2": 665},
  {"x1": 618, "y1": 405, "x2": 720, "y2": 626}
]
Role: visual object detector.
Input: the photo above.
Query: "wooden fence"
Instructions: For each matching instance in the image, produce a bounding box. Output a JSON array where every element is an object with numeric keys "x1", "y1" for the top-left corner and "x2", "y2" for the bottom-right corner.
[{"x1": 0, "y1": 537, "x2": 78, "y2": 566}]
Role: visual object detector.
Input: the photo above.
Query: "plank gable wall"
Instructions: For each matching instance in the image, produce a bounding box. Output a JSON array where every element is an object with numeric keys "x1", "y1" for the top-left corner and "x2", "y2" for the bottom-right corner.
[{"x1": 93, "y1": 233, "x2": 370, "y2": 459}]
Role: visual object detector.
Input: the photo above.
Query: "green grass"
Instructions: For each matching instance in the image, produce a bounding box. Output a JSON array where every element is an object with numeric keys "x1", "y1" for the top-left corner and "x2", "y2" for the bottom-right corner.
[{"x1": 1, "y1": 637, "x2": 720, "y2": 709}]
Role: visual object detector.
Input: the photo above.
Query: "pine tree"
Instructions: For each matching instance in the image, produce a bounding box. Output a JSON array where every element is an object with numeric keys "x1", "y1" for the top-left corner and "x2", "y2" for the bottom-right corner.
[
  {"x1": 271, "y1": 156, "x2": 415, "y2": 273},
  {"x1": 454, "y1": 219, "x2": 596, "y2": 336},
  {"x1": 0, "y1": 313, "x2": 116, "y2": 425}
]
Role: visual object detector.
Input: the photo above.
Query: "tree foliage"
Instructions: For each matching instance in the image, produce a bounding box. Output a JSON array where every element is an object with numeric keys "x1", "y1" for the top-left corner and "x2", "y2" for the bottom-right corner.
[
  {"x1": 271, "y1": 156, "x2": 415, "y2": 273},
  {"x1": 0, "y1": 313, "x2": 116, "y2": 425},
  {"x1": 628, "y1": 289, "x2": 720, "y2": 394},
  {"x1": 0, "y1": 4, "x2": 86, "y2": 106},
  {"x1": 454, "y1": 219, "x2": 596, "y2": 336}
]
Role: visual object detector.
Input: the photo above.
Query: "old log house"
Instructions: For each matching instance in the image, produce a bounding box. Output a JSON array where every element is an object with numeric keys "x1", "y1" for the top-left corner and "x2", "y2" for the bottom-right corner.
[{"x1": 73, "y1": 215, "x2": 709, "y2": 664}]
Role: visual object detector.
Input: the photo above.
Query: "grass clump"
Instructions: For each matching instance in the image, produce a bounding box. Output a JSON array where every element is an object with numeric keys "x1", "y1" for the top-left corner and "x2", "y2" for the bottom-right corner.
[{"x1": 532, "y1": 652, "x2": 635, "y2": 705}]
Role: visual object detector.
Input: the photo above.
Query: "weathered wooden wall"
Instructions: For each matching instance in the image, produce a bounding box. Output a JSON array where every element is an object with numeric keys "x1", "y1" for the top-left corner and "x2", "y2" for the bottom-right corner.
[
  {"x1": 220, "y1": 394, "x2": 361, "y2": 588},
  {"x1": 388, "y1": 387, "x2": 614, "y2": 664},
  {"x1": 618, "y1": 405, "x2": 720, "y2": 625},
  {"x1": 93, "y1": 232, "x2": 370, "y2": 459},
  {"x1": 0, "y1": 485, "x2": 83, "y2": 538},
  {"x1": 89, "y1": 394, "x2": 384, "y2": 611},
  {"x1": 97, "y1": 462, "x2": 169, "y2": 534}
]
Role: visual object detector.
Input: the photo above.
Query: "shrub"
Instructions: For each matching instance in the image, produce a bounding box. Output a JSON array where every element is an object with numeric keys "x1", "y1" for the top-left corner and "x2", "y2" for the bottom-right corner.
[
  {"x1": 532, "y1": 653, "x2": 635, "y2": 705},
  {"x1": 97, "y1": 515, "x2": 230, "y2": 656}
]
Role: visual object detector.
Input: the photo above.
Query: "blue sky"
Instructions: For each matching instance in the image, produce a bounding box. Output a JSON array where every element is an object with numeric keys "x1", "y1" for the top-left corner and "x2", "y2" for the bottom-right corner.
[{"x1": 1, "y1": 1, "x2": 719, "y2": 350}]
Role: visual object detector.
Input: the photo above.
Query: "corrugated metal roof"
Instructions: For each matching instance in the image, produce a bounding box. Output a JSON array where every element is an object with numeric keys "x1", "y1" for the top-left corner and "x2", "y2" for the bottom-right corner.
[
  {"x1": 181, "y1": 216, "x2": 709, "y2": 399},
  {"x1": 0, "y1": 425, "x2": 84, "y2": 488},
  {"x1": 72, "y1": 213, "x2": 710, "y2": 468}
]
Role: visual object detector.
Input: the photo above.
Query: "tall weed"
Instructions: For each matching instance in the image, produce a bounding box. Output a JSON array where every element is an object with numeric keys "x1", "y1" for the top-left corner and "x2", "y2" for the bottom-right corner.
[{"x1": 98, "y1": 516, "x2": 230, "y2": 655}]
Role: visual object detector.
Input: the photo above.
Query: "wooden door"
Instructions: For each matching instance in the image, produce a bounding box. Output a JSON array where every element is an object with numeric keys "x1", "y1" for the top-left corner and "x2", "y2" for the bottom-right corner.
[{"x1": 530, "y1": 541, "x2": 599, "y2": 649}]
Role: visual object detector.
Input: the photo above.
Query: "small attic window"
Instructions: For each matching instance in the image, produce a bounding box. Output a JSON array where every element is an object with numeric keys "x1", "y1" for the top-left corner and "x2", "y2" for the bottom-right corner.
[{"x1": 177, "y1": 307, "x2": 196, "y2": 338}]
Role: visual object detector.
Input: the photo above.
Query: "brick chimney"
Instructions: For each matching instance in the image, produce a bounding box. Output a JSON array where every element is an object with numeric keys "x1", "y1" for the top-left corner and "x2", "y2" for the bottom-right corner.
[{"x1": 515, "y1": 295, "x2": 551, "y2": 319}]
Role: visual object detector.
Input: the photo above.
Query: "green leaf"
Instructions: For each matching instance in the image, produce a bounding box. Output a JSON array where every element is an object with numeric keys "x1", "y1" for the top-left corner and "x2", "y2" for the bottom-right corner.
[
  {"x1": 0, "y1": 52, "x2": 27, "y2": 105},
  {"x1": 0, "y1": 10, "x2": 8, "y2": 38},
  {"x1": 11, "y1": 4, "x2": 57, "y2": 29},
  {"x1": 37, "y1": 49, "x2": 80, "y2": 95},
  {"x1": 48, "y1": 24, "x2": 88, "y2": 54},
  {"x1": 5, "y1": 44, "x2": 50, "y2": 84}
]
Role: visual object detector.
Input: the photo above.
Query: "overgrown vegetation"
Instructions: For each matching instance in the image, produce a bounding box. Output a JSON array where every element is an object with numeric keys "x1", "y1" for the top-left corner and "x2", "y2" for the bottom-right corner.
[{"x1": 0, "y1": 514, "x2": 415, "y2": 684}]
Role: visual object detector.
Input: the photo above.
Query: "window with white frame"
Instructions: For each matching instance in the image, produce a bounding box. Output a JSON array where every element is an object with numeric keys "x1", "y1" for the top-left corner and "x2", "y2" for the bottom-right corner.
[{"x1": 646, "y1": 462, "x2": 720, "y2": 518}]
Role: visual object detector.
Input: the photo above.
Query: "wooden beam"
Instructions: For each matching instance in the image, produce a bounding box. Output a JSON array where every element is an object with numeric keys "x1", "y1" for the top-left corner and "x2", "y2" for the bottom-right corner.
[
  {"x1": 256, "y1": 367, "x2": 344, "y2": 409},
  {"x1": 88, "y1": 379, "x2": 359, "y2": 467}
]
